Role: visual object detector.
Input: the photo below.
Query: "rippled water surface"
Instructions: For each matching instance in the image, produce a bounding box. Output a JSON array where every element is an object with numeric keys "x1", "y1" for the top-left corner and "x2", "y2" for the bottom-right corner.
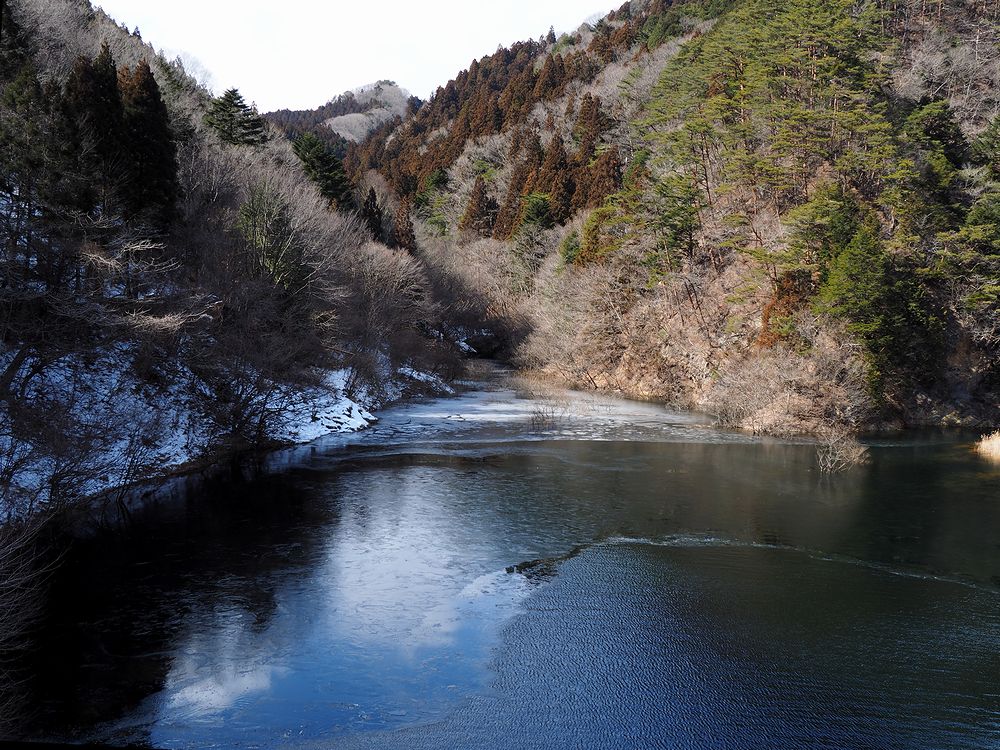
[{"x1": 14, "y1": 370, "x2": 1000, "y2": 748}]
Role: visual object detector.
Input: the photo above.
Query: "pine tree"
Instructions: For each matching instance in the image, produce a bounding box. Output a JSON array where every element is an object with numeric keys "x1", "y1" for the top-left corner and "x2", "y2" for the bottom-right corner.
[
  {"x1": 819, "y1": 224, "x2": 888, "y2": 337},
  {"x1": 119, "y1": 60, "x2": 178, "y2": 228},
  {"x1": 292, "y1": 132, "x2": 353, "y2": 209},
  {"x1": 519, "y1": 192, "x2": 553, "y2": 231},
  {"x1": 205, "y1": 88, "x2": 268, "y2": 146},
  {"x1": 974, "y1": 115, "x2": 1000, "y2": 178}
]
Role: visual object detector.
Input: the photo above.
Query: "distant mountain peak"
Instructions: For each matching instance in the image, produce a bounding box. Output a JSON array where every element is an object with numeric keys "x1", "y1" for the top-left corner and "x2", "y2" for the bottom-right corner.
[
  {"x1": 324, "y1": 82, "x2": 412, "y2": 142},
  {"x1": 267, "y1": 81, "x2": 416, "y2": 149}
]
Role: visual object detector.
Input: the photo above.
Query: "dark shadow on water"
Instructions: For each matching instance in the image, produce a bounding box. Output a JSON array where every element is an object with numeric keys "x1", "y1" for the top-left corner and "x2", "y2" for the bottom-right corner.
[{"x1": 15, "y1": 474, "x2": 335, "y2": 744}]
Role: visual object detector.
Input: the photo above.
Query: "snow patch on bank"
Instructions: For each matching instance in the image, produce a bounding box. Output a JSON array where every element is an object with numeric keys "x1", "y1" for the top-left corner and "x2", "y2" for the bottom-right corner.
[
  {"x1": 277, "y1": 364, "x2": 454, "y2": 445},
  {"x1": 272, "y1": 370, "x2": 377, "y2": 444},
  {"x1": 398, "y1": 366, "x2": 455, "y2": 394},
  {"x1": 1, "y1": 346, "x2": 452, "y2": 516}
]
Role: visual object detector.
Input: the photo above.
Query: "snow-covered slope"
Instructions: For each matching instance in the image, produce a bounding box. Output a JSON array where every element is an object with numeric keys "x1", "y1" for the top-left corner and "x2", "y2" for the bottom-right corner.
[{"x1": 0, "y1": 346, "x2": 453, "y2": 517}]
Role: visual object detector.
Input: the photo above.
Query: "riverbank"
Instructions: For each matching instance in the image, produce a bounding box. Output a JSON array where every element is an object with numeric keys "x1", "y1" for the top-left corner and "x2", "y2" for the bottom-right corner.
[
  {"x1": 0, "y1": 361, "x2": 463, "y2": 730},
  {"x1": 521, "y1": 360, "x2": 995, "y2": 438},
  {"x1": 29, "y1": 363, "x2": 460, "y2": 536}
]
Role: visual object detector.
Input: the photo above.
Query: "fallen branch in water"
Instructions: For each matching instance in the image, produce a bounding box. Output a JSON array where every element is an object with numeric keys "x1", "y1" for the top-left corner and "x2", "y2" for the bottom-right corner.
[{"x1": 816, "y1": 424, "x2": 869, "y2": 474}]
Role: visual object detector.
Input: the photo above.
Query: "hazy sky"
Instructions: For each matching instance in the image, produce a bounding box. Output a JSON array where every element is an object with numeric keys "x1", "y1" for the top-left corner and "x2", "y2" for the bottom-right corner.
[{"x1": 94, "y1": 1, "x2": 614, "y2": 112}]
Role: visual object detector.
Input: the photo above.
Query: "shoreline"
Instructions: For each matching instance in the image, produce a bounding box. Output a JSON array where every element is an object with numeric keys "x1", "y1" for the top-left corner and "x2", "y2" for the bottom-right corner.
[
  {"x1": 54, "y1": 365, "x2": 464, "y2": 537},
  {"x1": 27, "y1": 357, "x2": 997, "y2": 537},
  {"x1": 517, "y1": 365, "x2": 996, "y2": 439}
]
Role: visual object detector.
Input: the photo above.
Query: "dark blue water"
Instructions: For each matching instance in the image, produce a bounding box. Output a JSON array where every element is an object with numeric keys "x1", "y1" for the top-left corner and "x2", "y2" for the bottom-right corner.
[{"x1": 11, "y1": 375, "x2": 1000, "y2": 748}]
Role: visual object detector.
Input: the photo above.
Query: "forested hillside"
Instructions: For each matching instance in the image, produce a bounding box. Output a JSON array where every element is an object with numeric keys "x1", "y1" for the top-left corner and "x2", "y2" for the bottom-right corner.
[
  {"x1": 343, "y1": 0, "x2": 1000, "y2": 435},
  {"x1": 0, "y1": 0, "x2": 459, "y2": 520}
]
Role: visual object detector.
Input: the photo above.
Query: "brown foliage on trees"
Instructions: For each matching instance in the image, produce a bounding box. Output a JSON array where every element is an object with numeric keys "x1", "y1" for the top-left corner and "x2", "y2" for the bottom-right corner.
[
  {"x1": 343, "y1": 4, "x2": 645, "y2": 202},
  {"x1": 756, "y1": 274, "x2": 809, "y2": 348},
  {"x1": 493, "y1": 131, "x2": 545, "y2": 240},
  {"x1": 573, "y1": 93, "x2": 606, "y2": 163},
  {"x1": 460, "y1": 176, "x2": 499, "y2": 238},
  {"x1": 574, "y1": 149, "x2": 623, "y2": 211},
  {"x1": 0, "y1": 1, "x2": 456, "y2": 514},
  {"x1": 392, "y1": 197, "x2": 417, "y2": 252},
  {"x1": 536, "y1": 135, "x2": 574, "y2": 223}
]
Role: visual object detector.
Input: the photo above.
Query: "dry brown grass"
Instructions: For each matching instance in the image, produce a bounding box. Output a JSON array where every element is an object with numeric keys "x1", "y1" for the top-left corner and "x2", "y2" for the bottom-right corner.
[{"x1": 976, "y1": 430, "x2": 1000, "y2": 461}]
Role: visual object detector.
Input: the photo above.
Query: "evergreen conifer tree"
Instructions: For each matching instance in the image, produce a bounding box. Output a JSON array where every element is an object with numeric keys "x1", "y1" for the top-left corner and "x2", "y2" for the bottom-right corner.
[
  {"x1": 574, "y1": 149, "x2": 621, "y2": 210},
  {"x1": 532, "y1": 55, "x2": 560, "y2": 99},
  {"x1": 44, "y1": 78, "x2": 92, "y2": 215},
  {"x1": 573, "y1": 93, "x2": 604, "y2": 161},
  {"x1": 205, "y1": 88, "x2": 268, "y2": 146},
  {"x1": 119, "y1": 60, "x2": 178, "y2": 228},
  {"x1": 292, "y1": 132, "x2": 353, "y2": 209},
  {"x1": 64, "y1": 43, "x2": 127, "y2": 216},
  {"x1": 536, "y1": 135, "x2": 573, "y2": 222},
  {"x1": 549, "y1": 175, "x2": 574, "y2": 224},
  {"x1": 240, "y1": 101, "x2": 267, "y2": 145},
  {"x1": 0, "y1": 0, "x2": 32, "y2": 79},
  {"x1": 460, "y1": 175, "x2": 498, "y2": 237},
  {"x1": 520, "y1": 192, "x2": 553, "y2": 231},
  {"x1": 392, "y1": 197, "x2": 417, "y2": 252},
  {"x1": 0, "y1": 10, "x2": 48, "y2": 280}
]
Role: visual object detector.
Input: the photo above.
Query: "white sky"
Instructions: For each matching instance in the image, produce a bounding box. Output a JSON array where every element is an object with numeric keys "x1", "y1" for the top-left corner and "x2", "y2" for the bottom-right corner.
[{"x1": 94, "y1": 1, "x2": 614, "y2": 112}]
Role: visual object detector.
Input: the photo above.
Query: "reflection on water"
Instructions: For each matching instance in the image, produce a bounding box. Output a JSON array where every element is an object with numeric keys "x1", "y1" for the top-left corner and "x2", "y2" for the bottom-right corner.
[{"x1": 13, "y1": 373, "x2": 1000, "y2": 748}]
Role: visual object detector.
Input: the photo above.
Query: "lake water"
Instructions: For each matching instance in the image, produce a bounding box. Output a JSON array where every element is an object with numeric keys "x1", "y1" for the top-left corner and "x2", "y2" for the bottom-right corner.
[{"x1": 11, "y1": 369, "x2": 1000, "y2": 748}]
